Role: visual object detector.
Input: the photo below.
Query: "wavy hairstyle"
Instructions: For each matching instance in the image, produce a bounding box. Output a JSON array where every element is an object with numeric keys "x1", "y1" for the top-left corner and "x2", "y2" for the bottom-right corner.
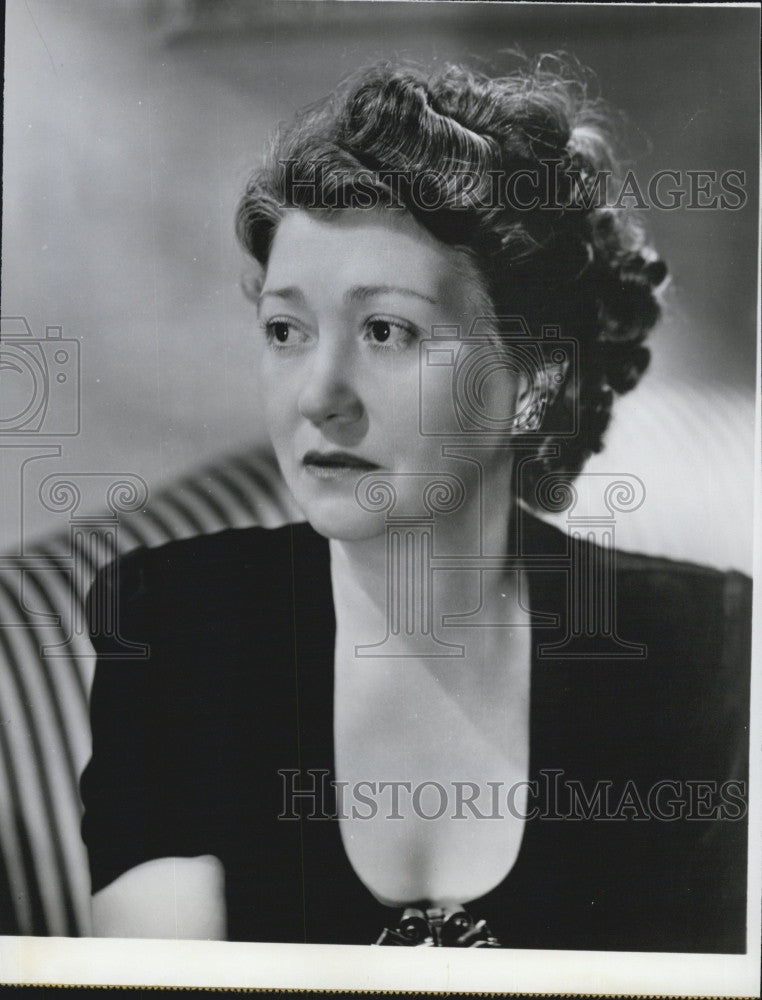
[{"x1": 236, "y1": 57, "x2": 667, "y2": 508}]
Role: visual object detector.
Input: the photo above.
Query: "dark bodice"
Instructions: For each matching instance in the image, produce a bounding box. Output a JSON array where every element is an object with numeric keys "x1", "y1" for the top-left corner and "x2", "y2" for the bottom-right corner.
[{"x1": 80, "y1": 513, "x2": 751, "y2": 951}]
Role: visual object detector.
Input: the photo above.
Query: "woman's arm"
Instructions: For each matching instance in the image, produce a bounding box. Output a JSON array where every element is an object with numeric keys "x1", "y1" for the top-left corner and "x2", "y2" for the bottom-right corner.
[
  {"x1": 91, "y1": 855, "x2": 227, "y2": 939},
  {"x1": 83, "y1": 549, "x2": 230, "y2": 940}
]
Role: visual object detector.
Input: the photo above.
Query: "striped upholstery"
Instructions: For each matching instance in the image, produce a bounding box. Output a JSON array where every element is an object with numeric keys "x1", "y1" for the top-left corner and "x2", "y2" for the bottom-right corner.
[{"x1": 0, "y1": 447, "x2": 300, "y2": 937}]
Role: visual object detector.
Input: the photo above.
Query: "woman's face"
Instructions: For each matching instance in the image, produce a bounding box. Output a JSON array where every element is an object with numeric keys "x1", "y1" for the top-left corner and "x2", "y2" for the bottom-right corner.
[{"x1": 257, "y1": 208, "x2": 520, "y2": 541}]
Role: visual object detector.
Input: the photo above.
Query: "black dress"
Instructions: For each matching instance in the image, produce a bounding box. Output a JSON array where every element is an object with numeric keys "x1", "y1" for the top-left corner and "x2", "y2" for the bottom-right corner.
[{"x1": 80, "y1": 511, "x2": 751, "y2": 952}]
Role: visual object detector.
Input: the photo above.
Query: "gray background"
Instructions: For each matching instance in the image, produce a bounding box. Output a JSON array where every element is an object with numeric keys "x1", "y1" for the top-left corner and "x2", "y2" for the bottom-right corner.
[{"x1": 2, "y1": 1, "x2": 759, "y2": 569}]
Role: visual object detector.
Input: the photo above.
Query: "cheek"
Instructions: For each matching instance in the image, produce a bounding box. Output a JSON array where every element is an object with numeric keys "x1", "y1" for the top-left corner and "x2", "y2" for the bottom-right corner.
[
  {"x1": 370, "y1": 372, "x2": 421, "y2": 446},
  {"x1": 260, "y1": 370, "x2": 297, "y2": 445}
]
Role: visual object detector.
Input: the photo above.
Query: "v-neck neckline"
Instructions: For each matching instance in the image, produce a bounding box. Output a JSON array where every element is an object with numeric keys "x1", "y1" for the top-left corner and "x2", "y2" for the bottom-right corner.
[{"x1": 286, "y1": 509, "x2": 573, "y2": 930}]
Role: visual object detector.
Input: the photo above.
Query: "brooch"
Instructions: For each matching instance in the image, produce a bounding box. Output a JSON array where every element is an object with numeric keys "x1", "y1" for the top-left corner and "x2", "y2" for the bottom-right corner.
[{"x1": 375, "y1": 905, "x2": 501, "y2": 947}]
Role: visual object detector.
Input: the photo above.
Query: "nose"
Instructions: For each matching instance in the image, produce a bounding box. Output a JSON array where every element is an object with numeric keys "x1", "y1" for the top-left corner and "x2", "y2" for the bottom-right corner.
[{"x1": 297, "y1": 344, "x2": 364, "y2": 427}]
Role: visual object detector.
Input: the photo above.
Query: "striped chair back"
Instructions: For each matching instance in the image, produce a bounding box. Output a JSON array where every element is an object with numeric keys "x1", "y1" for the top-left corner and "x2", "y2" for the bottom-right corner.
[{"x1": 0, "y1": 447, "x2": 300, "y2": 937}]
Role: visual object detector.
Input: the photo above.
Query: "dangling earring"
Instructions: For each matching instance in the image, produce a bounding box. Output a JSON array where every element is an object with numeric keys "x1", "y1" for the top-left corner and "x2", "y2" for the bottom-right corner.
[{"x1": 515, "y1": 396, "x2": 543, "y2": 432}]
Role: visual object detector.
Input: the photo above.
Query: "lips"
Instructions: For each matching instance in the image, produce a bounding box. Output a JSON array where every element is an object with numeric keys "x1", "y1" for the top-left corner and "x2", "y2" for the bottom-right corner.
[{"x1": 302, "y1": 450, "x2": 380, "y2": 471}]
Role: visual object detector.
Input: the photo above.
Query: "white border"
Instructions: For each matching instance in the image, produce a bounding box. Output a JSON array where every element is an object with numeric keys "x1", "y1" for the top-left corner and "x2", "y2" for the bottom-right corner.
[
  {"x1": 0, "y1": 937, "x2": 760, "y2": 995},
  {"x1": 1, "y1": 0, "x2": 760, "y2": 995}
]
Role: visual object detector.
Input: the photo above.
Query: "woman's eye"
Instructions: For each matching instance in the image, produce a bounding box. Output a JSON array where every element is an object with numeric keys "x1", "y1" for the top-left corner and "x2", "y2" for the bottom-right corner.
[
  {"x1": 261, "y1": 318, "x2": 307, "y2": 348},
  {"x1": 364, "y1": 318, "x2": 417, "y2": 351},
  {"x1": 270, "y1": 320, "x2": 291, "y2": 343}
]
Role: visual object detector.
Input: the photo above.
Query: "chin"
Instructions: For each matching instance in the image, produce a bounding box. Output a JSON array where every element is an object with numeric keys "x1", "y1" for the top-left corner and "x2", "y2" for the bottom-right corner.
[
  {"x1": 297, "y1": 499, "x2": 387, "y2": 542},
  {"x1": 283, "y1": 467, "x2": 388, "y2": 542}
]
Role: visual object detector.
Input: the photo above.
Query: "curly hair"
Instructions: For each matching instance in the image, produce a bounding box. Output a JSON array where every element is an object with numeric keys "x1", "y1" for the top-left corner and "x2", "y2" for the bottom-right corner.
[{"x1": 235, "y1": 57, "x2": 668, "y2": 508}]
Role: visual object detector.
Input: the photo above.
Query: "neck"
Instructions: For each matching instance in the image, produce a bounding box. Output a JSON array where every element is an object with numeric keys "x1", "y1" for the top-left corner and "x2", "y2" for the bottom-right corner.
[{"x1": 329, "y1": 459, "x2": 516, "y2": 616}]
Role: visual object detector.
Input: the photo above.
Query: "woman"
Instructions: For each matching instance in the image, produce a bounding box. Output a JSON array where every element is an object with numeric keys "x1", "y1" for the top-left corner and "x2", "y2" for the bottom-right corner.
[{"x1": 80, "y1": 59, "x2": 751, "y2": 951}]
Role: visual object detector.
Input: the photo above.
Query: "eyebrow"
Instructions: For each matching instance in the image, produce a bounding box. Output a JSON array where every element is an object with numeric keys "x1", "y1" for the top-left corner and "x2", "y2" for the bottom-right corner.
[{"x1": 258, "y1": 284, "x2": 438, "y2": 308}]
